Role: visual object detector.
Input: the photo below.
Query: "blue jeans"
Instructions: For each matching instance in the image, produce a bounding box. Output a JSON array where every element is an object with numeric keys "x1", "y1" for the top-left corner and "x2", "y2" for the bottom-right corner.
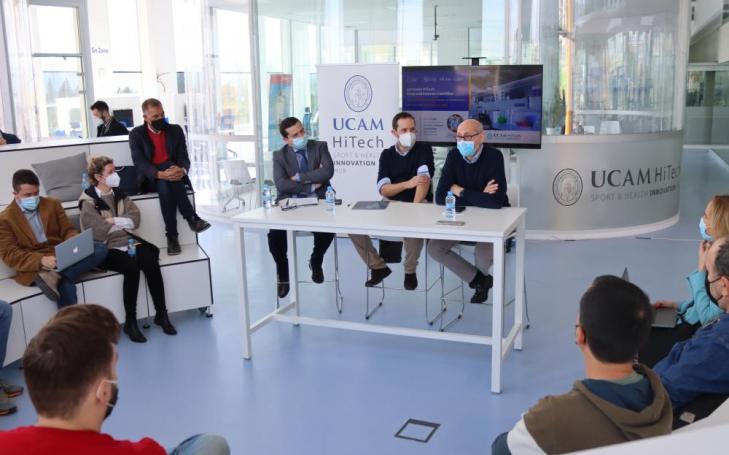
[
  {"x1": 168, "y1": 434, "x2": 229, "y2": 455},
  {"x1": 57, "y1": 243, "x2": 108, "y2": 308},
  {"x1": 0, "y1": 301, "x2": 11, "y2": 367}
]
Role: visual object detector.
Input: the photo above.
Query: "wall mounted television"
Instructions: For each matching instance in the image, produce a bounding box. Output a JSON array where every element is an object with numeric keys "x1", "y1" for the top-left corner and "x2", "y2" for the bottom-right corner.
[{"x1": 402, "y1": 64, "x2": 543, "y2": 149}]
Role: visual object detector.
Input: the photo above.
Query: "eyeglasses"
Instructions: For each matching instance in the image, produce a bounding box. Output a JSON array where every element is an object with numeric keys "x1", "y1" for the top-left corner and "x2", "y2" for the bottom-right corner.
[{"x1": 456, "y1": 132, "x2": 481, "y2": 141}]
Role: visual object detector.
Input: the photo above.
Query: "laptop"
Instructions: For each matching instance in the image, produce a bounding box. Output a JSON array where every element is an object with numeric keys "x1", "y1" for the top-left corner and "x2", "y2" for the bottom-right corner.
[
  {"x1": 622, "y1": 267, "x2": 677, "y2": 328},
  {"x1": 55, "y1": 229, "x2": 94, "y2": 271}
]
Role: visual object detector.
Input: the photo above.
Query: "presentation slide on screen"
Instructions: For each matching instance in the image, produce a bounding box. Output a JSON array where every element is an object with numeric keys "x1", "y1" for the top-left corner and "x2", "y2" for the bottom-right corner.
[{"x1": 402, "y1": 65, "x2": 543, "y2": 147}]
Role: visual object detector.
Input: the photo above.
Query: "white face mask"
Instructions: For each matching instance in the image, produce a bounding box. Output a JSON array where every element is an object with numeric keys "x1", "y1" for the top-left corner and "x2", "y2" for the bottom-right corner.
[
  {"x1": 398, "y1": 132, "x2": 415, "y2": 149},
  {"x1": 105, "y1": 172, "x2": 121, "y2": 188},
  {"x1": 93, "y1": 117, "x2": 104, "y2": 127}
]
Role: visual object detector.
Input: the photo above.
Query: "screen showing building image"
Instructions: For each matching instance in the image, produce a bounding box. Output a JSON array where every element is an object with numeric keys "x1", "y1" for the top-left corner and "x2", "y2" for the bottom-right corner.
[{"x1": 402, "y1": 65, "x2": 543, "y2": 148}]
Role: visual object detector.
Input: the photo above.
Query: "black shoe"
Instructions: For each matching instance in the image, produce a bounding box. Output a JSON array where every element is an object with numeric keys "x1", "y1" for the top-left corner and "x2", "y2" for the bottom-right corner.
[
  {"x1": 154, "y1": 312, "x2": 178, "y2": 335},
  {"x1": 470, "y1": 273, "x2": 493, "y2": 304},
  {"x1": 187, "y1": 216, "x2": 211, "y2": 233},
  {"x1": 123, "y1": 321, "x2": 147, "y2": 343},
  {"x1": 365, "y1": 266, "x2": 392, "y2": 287},
  {"x1": 277, "y1": 282, "x2": 290, "y2": 298},
  {"x1": 309, "y1": 261, "x2": 324, "y2": 284},
  {"x1": 404, "y1": 273, "x2": 418, "y2": 290},
  {"x1": 167, "y1": 237, "x2": 182, "y2": 256}
]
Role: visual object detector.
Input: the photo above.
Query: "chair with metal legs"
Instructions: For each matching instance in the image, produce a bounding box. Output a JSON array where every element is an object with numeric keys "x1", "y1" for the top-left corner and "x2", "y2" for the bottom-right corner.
[
  {"x1": 363, "y1": 237, "x2": 444, "y2": 324},
  {"x1": 424, "y1": 236, "x2": 531, "y2": 332},
  {"x1": 276, "y1": 233, "x2": 343, "y2": 314}
]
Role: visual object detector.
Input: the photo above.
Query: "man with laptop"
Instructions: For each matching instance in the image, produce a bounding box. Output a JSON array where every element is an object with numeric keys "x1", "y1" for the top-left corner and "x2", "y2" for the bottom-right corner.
[{"x1": 0, "y1": 170, "x2": 107, "y2": 307}]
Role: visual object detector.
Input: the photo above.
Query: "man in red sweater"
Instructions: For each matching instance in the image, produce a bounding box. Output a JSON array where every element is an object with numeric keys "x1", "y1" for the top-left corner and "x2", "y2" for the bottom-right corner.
[
  {"x1": 129, "y1": 98, "x2": 210, "y2": 255},
  {"x1": 0, "y1": 304, "x2": 229, "y2": 455}
]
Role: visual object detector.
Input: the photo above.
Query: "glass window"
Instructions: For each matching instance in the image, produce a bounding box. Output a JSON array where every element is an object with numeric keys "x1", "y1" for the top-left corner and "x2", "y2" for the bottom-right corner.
[
  {"x1": 213, "y1": 8, "x2": 253, "y2": 135},
  {"x1": 29, "y1": 5, "x2": 80, "y2": 54},
  {"x1": 32, "y1": 56, "x2": 87, "y2": 137},
  {"x1": 29, "y1": 4, "x2": 87, "y2": 138}
]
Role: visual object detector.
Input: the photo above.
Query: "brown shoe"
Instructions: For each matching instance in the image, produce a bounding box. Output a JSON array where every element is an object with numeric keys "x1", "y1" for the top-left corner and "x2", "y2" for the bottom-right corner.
[{"x1": 34, "y1": 270, "x2": 61, "y2": 302}]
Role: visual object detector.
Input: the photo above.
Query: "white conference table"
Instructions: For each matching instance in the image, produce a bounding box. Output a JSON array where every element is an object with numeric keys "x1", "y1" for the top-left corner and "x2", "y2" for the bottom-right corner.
[{"x1": 232, "y1": 201, "x2": 527, "y2": 393}]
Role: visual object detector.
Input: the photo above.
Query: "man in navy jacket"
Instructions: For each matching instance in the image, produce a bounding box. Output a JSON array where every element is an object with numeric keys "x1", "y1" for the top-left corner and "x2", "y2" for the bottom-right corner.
[
  {"x1": 654, "y1": 236, "x2": 729, "y2": 412},
  {"x1": 428, "y1": 119, "x2": 509, "y2": 303},
  {"x1": 129, "y1": 98, "x2": 210, "y2": 255}
]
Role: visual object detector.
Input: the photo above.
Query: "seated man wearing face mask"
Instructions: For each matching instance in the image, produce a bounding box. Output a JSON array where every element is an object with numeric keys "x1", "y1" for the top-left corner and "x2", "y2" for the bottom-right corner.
[
  {"x1": 428, "y1": 119, "x2": 509, "y2": 304},
  {"x1": 349, "y1": 112, "x2": 434, "y2": 290},
  {"x1": 269, "y1": 117, "x2": 336, "y2": 299},
  {"x1": 0, "y1": 304, "x2": 230, "y2": 455},
  {"x1": 0, "y1": 170, "x2": 107, "y2": 308},
  {"x1": 129, "y1": 98, "x2": 210, "y2": 256}
]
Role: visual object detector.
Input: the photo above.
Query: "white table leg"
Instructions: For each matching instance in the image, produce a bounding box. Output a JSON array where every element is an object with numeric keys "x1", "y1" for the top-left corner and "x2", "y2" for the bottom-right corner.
[
  {"x1": 491, "y1": 238, "x2": 505, "y2": 394},
  {"x1": 235, "y1": 226, "x2": 253, "y2": 359},
  {"x1": 515, "y1": 215, "x2": 526, "y2": 351},
  {"x1": 287, "y1": 230, "x2": 300, "y2": 319}
]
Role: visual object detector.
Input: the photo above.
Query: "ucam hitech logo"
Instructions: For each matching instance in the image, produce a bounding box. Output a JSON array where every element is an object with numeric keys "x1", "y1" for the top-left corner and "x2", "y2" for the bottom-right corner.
[
  {"x1": 344, "y1": 75, "x2": 373, "y2": 112},
  {"x1": 553, "y1": 168, "x2": 583, "y2": 206}
]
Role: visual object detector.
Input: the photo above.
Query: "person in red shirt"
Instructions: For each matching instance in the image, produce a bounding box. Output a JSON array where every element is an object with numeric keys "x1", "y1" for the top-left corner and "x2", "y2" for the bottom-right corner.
[
  {"x1": 0, "y1": 304, "x2": 229, "y2": 455},
  {"x1": 129, "y1": 98, "x2": 210, "y2": 255}
]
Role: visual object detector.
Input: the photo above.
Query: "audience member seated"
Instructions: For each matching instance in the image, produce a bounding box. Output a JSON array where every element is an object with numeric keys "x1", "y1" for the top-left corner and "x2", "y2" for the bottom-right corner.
[
  {"x1": 349, "y1": 112, "x2": 434, "y2": 290},
  {"x1": 0, "y1": 304, "x2": 229, "y2": 454},
  {"x1": 640, "y1": 195, "x2": 729, "y2": 367},
  {"x1": 653, "y1": 236, "x2": 729, "y2": 413},
  {"x1": 0, "y1": 300, "x2": 23, "y2": 416},
  {"x1": 90, "y1": 101, "x2": 130, "y2": 137},
  {"x1": 492, "y1": 276, "x2": 672, "y2": 455},
  {"x1": 428, "y1": 119, "x2": 509, "y2": 303},
  {"x1": 268, "y1": 116, "x2": 335, "y2": 298},
  {"x1": 129, "y1": 98, "x2": 210, "y2": 256},
  {"x1": 0, "y1": 129, "x2": 21, "y2": 145},
  {"x1": 80, "y1": 156, "x2": 177, "y2": 343},
  {"x1": 0, "y1": 170, "x2": 107, "y2": 307}
]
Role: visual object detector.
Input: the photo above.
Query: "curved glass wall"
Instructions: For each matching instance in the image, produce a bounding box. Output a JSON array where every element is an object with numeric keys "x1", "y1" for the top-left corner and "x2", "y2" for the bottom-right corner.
[
  {"x1": 541, "y1": 0, "x2": 690, "y2": 135},
  {"x1": 252, "y1": 0, "x2": 691, "y2": 193}
]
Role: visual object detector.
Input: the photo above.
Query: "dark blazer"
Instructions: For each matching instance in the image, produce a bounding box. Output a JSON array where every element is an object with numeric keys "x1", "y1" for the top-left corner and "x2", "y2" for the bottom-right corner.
[
  {"x1": 97, "y1": 117, "x2": 129, "y2": 137},
  {"x1": 0, "y1": 130, "x2": 21, "y2": 144},
  {"x1": 272, "y1": 140, "x2": 334, "y2": 201},
  {"x1": 129, "y1": 123, "x2": 191, "y2": 182}
]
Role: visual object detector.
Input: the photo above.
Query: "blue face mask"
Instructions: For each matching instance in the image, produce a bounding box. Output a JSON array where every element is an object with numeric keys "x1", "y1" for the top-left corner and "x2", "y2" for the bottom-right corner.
[
  {"x1": 457, "y1": 140, "x2": 475, "y2": 158},
  {"x1": 700, "y1": 217, "x2": 713, "y2": 242},
  {"x1": 292, "y1": 136, "x2": 307, "y2": 151},
  {"x1": 20, "y1": 195, "x2": 40, "y2": 211}
]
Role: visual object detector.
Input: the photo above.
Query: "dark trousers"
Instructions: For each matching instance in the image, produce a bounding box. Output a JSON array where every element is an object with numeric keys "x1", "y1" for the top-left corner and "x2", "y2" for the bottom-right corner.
[
  {"x1": 638, "y1": 322, "x2": 701, "y2": 367},
  {"x1": 58, "y1": 243, "x2": 108, "y2": 308},
  {"x1": 267, "y1": 230, "x2": 335, "y2": 283},
  {"x1": 102, "y1": 245, "x2": 167, "y2": 321},
  {"x1": 156, "y1": 162, "x2": 196, "y2": 238}
]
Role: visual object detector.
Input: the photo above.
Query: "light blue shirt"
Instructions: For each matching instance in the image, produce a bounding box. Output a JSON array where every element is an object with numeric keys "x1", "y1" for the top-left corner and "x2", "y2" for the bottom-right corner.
[
  {"x1": 462, "y1": 144, "x2": 484, "y2": 164},
  {"x1": 16, "y1": 199, "x2": 47, "y2": 243}
]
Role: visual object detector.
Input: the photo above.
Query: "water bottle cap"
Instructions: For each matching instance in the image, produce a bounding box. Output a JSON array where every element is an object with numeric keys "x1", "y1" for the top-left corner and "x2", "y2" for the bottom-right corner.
[
  {"x1": 447, "y1": 191, "x2": 453, "y2": 196},
  {"x1": 327, "y1": 186, "x2": 333, "y2": 190}
]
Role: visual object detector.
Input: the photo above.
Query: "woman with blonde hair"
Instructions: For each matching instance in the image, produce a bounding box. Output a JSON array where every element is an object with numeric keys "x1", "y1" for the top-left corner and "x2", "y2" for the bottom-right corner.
[
  {"x1": 79, "y1": 156, "x2": 177, "y2": 342},
  {"x1": 640, "y1": 194, "x2": 729, "y2": 366}
]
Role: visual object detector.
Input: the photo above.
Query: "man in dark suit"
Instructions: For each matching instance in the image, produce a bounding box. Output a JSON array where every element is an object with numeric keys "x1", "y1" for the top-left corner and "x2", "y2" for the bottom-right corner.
[
  {"x1": 0, "y1": 130, "x2": 21, "y2": 145},
  {"x1": 89, "y1": 101, "x2": 129, "y2": 137},
  {"x1": 128, "y1": 98, "x2": 210, "y2": 255},
  {"x1": 269, "y1": 117, "x2": 335, "y2": 298}
]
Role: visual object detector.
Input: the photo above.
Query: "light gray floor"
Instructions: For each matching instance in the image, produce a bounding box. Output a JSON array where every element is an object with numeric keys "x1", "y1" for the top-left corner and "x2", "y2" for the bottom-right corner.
[{"x1": 1, "y1": 149, "x2": 727, "y2": 454}]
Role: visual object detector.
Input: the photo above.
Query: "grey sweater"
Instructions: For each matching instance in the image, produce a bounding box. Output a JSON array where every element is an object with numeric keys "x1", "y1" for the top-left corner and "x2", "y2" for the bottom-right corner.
[{"x1": 79, "y1": 189, "x2": 141, "y2": 249}]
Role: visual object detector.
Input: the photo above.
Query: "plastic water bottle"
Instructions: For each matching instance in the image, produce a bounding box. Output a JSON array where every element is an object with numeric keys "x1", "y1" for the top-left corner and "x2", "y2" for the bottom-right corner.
[
  {"x1": 127, "y1": 238, "x2": 136, "y2": 257},
  {"x1": 81, "y1": 172, "x2": 89, "y2": 191},
  {"x1": 325, "y1": 186, "x2": 336, "y2": 212},
  {"x1": 262, "y1": 185, "x2": 272, "y2": 210},
  {"x1": 445, "y1": 191, "x2": 456, "y2": 220}
]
